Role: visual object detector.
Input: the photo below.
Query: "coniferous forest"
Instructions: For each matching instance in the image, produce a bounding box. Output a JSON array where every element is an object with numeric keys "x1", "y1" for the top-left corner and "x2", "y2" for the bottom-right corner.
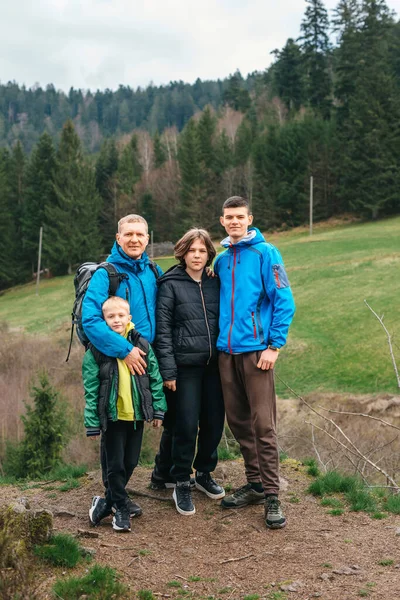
[{"x1": 1, "y1": 0, "x2": 400, "y2": 290}]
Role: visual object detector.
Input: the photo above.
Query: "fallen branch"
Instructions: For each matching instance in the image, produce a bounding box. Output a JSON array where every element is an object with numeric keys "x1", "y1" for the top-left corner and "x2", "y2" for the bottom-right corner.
[
  {"x1": 220, "y1": 553, "x2": 254, "y2": 564},
  {"x1": 364, "y1": 299, "x2": 400, "y2": 388}
]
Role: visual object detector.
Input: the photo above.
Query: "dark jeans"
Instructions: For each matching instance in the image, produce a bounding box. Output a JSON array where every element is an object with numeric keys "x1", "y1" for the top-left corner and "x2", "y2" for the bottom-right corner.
[
  {"x1": 100, "y1": 420, "x2": 144, "y2": 508},
  {"x1": 171, "y1": 362, "x2": 225, "y2": 482},
  {"x1": 152, "y1": 388, "x2": 175, "y2": 480}
]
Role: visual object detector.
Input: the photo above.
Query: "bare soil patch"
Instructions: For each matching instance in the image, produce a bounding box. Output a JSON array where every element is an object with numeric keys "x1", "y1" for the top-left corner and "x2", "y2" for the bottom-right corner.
[{"x1": 1, "y1": 460, "x2": 400, "y2": 599}]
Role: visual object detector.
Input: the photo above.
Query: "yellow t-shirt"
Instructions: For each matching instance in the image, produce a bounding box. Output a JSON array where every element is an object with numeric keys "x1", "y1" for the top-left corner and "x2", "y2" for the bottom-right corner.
[{"x1": 116, "y1": 322, "x2": 136, "y2": 421}]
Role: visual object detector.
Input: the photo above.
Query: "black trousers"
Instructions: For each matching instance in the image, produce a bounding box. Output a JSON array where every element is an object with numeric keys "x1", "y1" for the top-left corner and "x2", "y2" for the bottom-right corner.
[
  {"x1": 100, "y1": 420, "x2": 144, "y2": 508},
  {"x1": 171, "y1": 362, "x2": 225, "y2": 482},
  {"x1": 153, "y1": 388, "x2": 175, "y2": 480}
]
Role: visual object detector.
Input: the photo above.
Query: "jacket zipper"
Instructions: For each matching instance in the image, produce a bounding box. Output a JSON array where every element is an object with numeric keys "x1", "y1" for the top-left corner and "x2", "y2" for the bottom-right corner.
[
  {"x1": 198, "y1": 281, "x2": 212, "y2": 364},
  {"x1": 228, "y1": 247, "x2": 237, "y2": 354},
  {"x1": 251, "y1": 311, "x2": 257, "y2": 339}
]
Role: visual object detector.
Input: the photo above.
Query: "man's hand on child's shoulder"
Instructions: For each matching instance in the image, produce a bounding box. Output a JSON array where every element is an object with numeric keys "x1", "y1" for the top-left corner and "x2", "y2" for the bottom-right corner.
[{"x1": 152, "y1": 419, "x2": 163, "y2": 428}]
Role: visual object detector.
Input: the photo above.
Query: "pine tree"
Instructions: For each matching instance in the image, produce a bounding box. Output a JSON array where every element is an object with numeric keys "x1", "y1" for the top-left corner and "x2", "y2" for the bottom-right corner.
[
  {"x1": 177, "y1": 118, "x2": 203, "y2": 236},
  {"x1": 9, "y1": 141, "x2": 26, "y2": 236},
  {"x1": 332, "y1": 0, "x2": 363, "y2": 124},
  {"x1": 337, "y1": 0, "x2": 400, "y2": 218},
  {"x1": 223, "y1": 71, "x2": 251, "y2": 112},
  {"x1": 95, "y1": 138, "x2": 119, "y2": 250},
  {"x1": 44, "y1": 121, "x2": 102, "y2": 274},
  {"x1": 18, "y1": 372, "x2": 67, "y2": 479},
  {"x1": 0, "y1": 150, "x2": 18, "y2": 289},
  {"x1": 22, "y1": 132, "x2": 58, "y2": 272},
  {"x1": 117, "y1": 134, "x2": 142, "y2": 216},
  {"x1": 272, "y1": 38, "x2": 305, "y2": 111},
  {"x1": 299, "y1": 0, "x2": 332, "y2": 117},
  {"x1": 153, "y1": 132, "x2": 167, "y2": 168}
]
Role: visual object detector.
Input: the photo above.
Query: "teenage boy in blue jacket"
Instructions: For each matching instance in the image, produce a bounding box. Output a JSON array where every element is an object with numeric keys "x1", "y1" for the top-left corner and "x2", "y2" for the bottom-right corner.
[{"x1": 214, "y1": 196, "x2": 295, "y2": 529}]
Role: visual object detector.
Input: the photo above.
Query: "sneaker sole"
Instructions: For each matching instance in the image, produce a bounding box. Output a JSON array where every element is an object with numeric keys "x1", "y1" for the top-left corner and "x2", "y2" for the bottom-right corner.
[
  {"x1": 266, "y1": 520, "x2": 286, "y2": 530},
  {"x1": 220, "y1": 497, "x2": 265, "y2": 509},
  {"x1": 172, "y1": 489, "x2": 196, "y2": 516},
  {"x1": 89, "y1": 497, "x2": 111, "y2": 526},
  {"x1": 112, "y1": 517, "x2": 131, "y2": 532},
  {"x1": 195, "y1": 482, "x2": 226, "y2": 500}
]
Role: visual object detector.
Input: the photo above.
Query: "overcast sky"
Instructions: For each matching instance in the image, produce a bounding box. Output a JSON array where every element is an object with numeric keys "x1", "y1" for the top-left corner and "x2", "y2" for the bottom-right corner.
[{"x1": 1, "y1": 0, "x2": 400, "y2": 92}]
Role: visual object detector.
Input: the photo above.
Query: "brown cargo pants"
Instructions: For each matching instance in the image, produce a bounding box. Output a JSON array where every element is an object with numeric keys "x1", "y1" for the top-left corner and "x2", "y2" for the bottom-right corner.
[{"x1": 218, "y1": 351, "x2": 279, "y2": 495}]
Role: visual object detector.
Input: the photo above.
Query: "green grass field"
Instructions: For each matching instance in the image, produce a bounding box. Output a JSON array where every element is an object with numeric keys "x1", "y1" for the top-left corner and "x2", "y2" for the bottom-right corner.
[{"x1": 1, "y1": 217, "x2": 399, "y2": 396}]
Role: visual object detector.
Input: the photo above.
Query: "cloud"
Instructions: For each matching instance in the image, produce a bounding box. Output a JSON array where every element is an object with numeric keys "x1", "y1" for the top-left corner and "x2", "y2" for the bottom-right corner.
[{"x1": 1, "y1": 0, "x2": 399, "y2": 91}]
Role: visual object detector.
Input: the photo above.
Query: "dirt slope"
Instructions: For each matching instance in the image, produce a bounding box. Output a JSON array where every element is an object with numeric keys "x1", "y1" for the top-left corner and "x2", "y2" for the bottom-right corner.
[{"x1": 2, "y1": 460, "x2": 400, "y2": 600}]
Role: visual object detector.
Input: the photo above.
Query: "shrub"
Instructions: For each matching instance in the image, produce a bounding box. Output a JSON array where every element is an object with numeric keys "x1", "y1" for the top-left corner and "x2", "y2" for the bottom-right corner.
[{"x1": 4, "y1": 372, "x2": 68, "y2": 479}]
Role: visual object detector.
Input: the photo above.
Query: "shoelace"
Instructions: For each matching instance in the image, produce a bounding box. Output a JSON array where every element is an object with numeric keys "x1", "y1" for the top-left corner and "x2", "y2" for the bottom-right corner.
[
  {"x1": 267, "y1": 498, "x2": 281, "y2": 514},
  {"x1": 234, "y1": 484, "x2": 253, "y2": 497},
  {"x1": 177, "y1": 484, "x2": 192, "y2": 499}
]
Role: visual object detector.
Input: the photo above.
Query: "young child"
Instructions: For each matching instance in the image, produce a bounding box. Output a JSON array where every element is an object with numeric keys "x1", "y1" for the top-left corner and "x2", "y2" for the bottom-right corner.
[{"x1": 83, "y1": 296, "x2": 167, "y2": 532}]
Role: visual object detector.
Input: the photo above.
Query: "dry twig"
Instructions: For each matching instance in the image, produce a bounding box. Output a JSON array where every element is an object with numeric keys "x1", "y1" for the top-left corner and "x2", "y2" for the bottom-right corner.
[
  {"x1": 220, "y1": 553, "x2": 254, "y2": 564},
  {"x1": 318, "y1": 406, "x2": 400, "y2": 432},
  {"x1": 364, "y1": 299, "x2": 400, "y2": 388},
  {"x1": 276, "y1": 373, "x2": 400, "y2": 491}
]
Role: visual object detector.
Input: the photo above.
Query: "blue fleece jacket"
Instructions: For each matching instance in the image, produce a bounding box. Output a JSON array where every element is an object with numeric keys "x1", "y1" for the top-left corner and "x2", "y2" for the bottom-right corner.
[
  {"x1": 82, "y1": 243, "x2": 162, "y2": 358},
  {"x1": 214, "y1": 227, "x2": 295, "y2": 353}
]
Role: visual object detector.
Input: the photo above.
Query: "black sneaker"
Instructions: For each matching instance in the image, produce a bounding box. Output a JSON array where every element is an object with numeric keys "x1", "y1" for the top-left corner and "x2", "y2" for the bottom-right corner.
[
  {"x1": 265, "y1": 495, "x2": 286, "y2": 529},
  {"x1": 89, "y1": 496, "x2": 112, "y2": 526},
  {"x1": 126, "y1": 498, "x2": 142, "y2": 518},
  {"x1": 150, "y1": 472, "x2": 176, "y2": 490},
  {"x1": 150, "y1": 472, "x2": 196, "y2": 490},
  {"x1": 220, "y1": 483, "x2": 264, "y2": 508},
  {"x1": 112, "y1": 505, "x2": 131, "y2": 532},
  {"x1": 195, "y1": 472, "x2": 225, "y2": 499},
  {"x1": 112, "y1": 498, "x2": 143, "y2": 518},
  {"x1": 172, "y1": 481, "x2": 196, "y2": 515}
]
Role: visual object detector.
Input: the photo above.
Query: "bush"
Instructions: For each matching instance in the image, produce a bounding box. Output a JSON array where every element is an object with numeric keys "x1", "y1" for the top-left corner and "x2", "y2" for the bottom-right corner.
[{"x1": 3, "y1": 372, "x2": 68, "y2": 479}]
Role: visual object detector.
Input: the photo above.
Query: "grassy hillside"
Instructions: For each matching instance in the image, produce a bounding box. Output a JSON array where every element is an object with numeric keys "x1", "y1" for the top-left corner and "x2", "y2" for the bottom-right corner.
[{"x1": 1, "y1": 217, "x2": 399, "y2": 396}]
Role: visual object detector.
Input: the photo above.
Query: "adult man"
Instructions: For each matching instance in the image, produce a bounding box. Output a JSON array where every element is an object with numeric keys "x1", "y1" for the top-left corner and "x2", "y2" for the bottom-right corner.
[
  {"x1": 214, "y1": 196, "x2": 295, "y2": 529},
  {"x1": 83, "y1": 214, "x2": 161, "y2": 375},
  {"x1": 82, "y1": 214, "x2": 163, "y2": 523}
]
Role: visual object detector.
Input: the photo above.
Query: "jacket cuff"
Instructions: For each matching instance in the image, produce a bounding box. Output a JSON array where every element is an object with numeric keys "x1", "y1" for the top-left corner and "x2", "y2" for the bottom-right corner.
[
  {"x1": 153, "y1": 411, "x2": 165, "y2": 421},
  {"x1": 86, "y1": 428, "x2": 100, "y2": 437},
  {"x1": 119, "y1": 342, "x2": 133, "y2": 359}
]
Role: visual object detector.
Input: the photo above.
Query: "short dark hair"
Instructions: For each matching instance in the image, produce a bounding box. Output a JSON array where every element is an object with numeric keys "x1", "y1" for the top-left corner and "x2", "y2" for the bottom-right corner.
[
  {"x1": 222, "y1": 196, "x2": 250, "y2": 212},
  {"x1": 174, "y1": 228, "x2": 216, "y2": 268}
]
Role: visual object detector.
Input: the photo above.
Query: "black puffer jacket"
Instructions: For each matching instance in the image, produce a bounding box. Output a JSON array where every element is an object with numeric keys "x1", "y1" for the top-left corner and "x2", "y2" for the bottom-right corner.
[{"x1": 155, "y1": 265, "x2": 220, "y2": 380}]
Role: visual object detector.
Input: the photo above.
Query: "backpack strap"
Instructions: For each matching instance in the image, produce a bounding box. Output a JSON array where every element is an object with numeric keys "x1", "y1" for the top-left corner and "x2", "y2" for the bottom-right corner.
[
  {"x1": 148, "y1": 260, "x2": 160, "y2": 280},
  {"x1": 97, "y1": 262, "x2": 129, "y2": 296}
]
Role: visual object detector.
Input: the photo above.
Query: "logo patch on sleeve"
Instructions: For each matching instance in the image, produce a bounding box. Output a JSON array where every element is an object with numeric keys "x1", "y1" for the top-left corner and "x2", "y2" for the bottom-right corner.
[{"x1": 272, "y1": 264, "x2": 290, "y2": 289}]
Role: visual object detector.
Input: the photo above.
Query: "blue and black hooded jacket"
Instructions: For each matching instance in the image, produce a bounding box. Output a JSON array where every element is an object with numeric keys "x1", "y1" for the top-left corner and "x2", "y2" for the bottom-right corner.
[
  {"x1": 82, "y1": 242, "x2": 162, "y2": 358},
  {"x1": 214, "y1": 227, "x2": 295, "y2": 353}
]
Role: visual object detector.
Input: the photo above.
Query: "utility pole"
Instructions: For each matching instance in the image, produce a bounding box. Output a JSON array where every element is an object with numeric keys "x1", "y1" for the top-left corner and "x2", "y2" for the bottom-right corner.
[
  {"x1": 36, "y1": 226, "x2": 43, "y2": 296},
  {"x1": 309, "y1": 175, "x2": 314, "y2": 236}
]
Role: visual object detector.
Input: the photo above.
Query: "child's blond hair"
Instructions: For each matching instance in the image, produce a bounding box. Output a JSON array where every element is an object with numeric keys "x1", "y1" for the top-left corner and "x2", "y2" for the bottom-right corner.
[{"x1": 102, "y1": 296, "x2": 130, "y2": 315}]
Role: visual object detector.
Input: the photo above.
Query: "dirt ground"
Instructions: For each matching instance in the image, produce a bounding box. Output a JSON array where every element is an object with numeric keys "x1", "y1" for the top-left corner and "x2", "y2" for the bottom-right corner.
[{"x1": 1, "y1": 459, "x2": 400, "y2": 600}]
